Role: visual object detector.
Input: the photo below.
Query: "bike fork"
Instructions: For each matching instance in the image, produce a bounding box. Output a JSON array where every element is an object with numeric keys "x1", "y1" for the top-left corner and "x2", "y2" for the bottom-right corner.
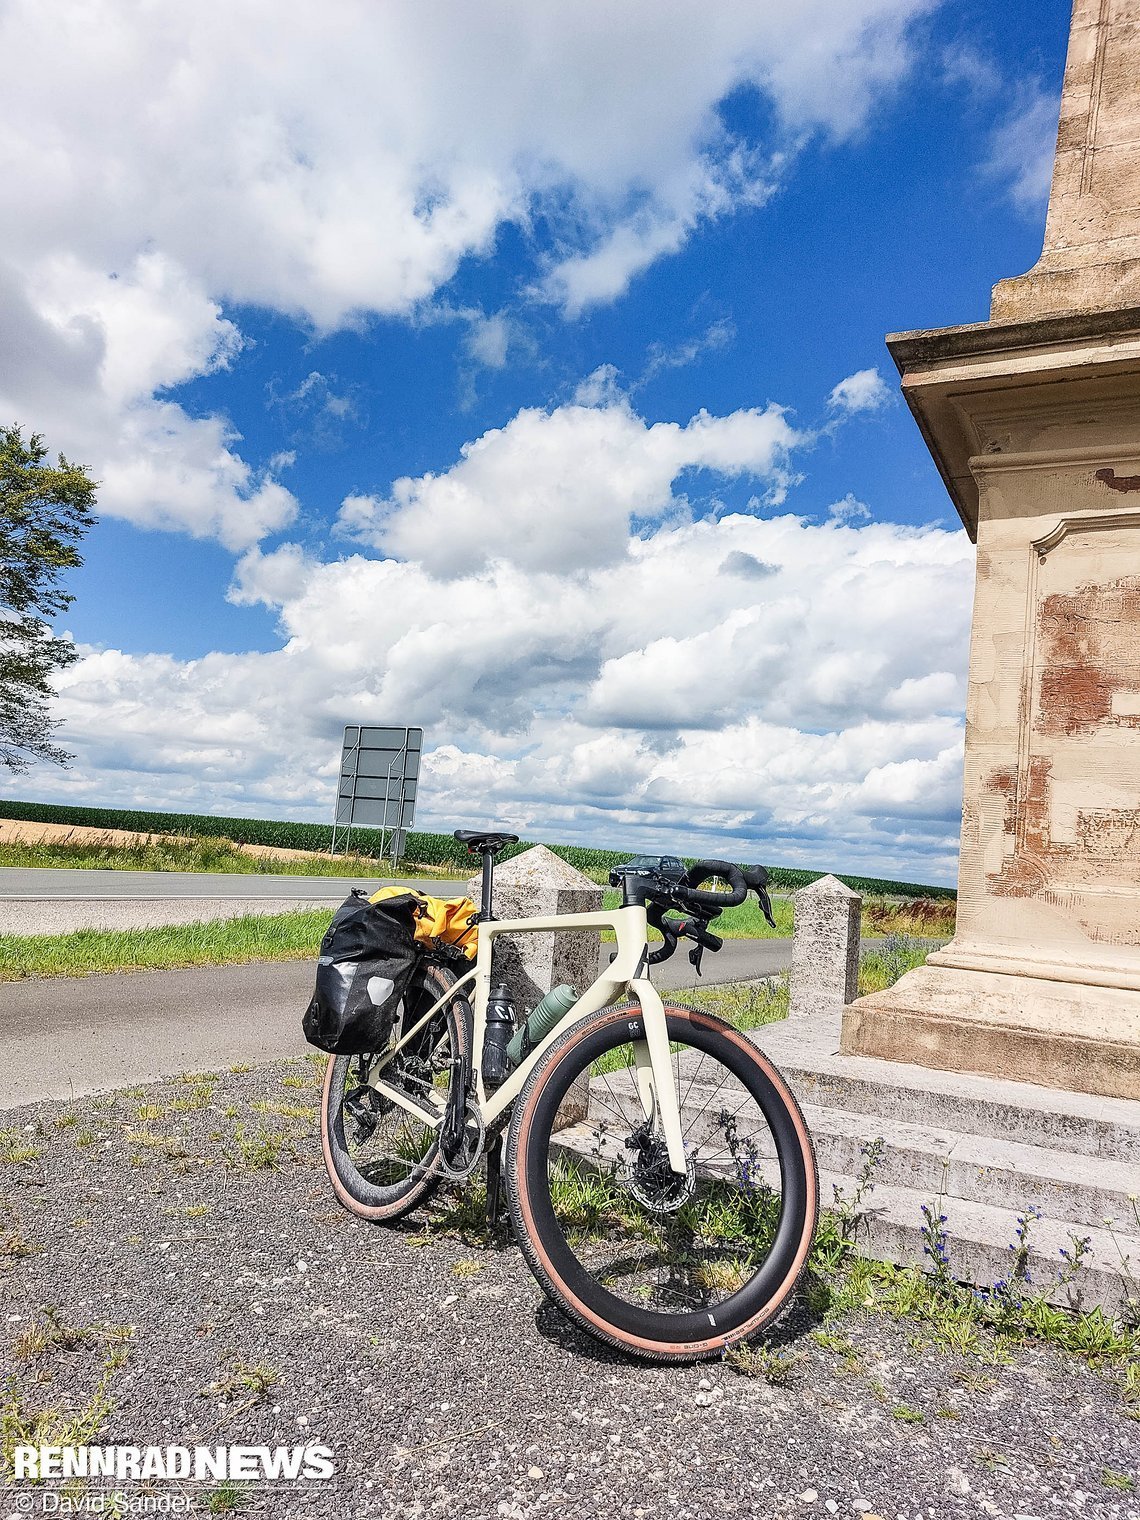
[{"x1": 629, "y1": 977, "x2": 686, "y2": 1175}]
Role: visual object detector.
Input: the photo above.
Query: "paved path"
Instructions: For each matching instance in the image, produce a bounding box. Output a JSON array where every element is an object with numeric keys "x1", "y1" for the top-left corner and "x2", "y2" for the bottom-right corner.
[
  {"x1": 0, "y1": 940, "x2": 791, "y2": 1109},
  {"x1": 0, "y1": 865, "x2": 465, "y2": 898}
]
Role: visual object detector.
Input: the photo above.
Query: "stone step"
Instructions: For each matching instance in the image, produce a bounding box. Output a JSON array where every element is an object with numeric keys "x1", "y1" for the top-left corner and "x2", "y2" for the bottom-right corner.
[
  {"x1": 584, "y1": 1052, "x2": 1138, "y2": 1229},
  {"x1": 752, "y1": 1013, "x2": 1140, "y2": 1162},
  {"x1": 801, "y1": 1104, "x2": 1139, "y2": 1231},
  {"x1": 812, "y1": 1168, "x2": 1139, "y2": 1316},
  {"x1": 551, "y1": 1120, "x2": 1139, "y2": 1314}
]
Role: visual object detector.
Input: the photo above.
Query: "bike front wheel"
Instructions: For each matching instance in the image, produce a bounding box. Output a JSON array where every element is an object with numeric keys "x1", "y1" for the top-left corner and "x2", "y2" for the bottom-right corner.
[{"x1": 505, "y1": 1000, "x2": 818, "y2": 1361}]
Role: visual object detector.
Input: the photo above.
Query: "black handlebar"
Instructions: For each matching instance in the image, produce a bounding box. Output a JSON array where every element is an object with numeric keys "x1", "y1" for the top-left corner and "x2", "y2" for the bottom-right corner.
[
  {"x1": 682, "y1": 859, "x2": 747, "y2": 909},
  {"x1": 608, "y1": 853, "x2": 776, "y2": 970}
]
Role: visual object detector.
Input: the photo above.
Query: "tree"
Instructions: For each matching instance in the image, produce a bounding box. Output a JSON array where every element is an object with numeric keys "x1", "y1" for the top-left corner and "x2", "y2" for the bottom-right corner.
[{"x1": 1, "y1": 425, "x2": 97, "y2": 772}]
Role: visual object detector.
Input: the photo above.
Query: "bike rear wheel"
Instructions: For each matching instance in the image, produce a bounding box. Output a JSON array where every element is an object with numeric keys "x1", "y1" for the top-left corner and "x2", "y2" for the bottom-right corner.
[
  {"x1": 320, "y1": 961, "x2": 468, "y2": 1221},
  {"x1": 506, "y1": 1000, "x2": 817, "y2": 1360}
]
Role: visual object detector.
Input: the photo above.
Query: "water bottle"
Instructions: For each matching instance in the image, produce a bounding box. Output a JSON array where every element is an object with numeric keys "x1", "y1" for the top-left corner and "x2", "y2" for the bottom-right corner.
[
  {"x1": 481, "y1": 982, "x2": 515, "y2": 1088},
  {"x1": 505, "y1": 984, "x2": 578, "y2": 1068}
]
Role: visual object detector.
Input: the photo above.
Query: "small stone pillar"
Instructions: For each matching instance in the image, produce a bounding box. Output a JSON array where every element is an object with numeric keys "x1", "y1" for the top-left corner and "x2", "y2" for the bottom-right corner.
[
  {"x1": 788, "y1": 875, "x2": 861, "y2": 1020},
  {"x1": 466, "y1": 845, "x2": 602, "y2": 1123}
]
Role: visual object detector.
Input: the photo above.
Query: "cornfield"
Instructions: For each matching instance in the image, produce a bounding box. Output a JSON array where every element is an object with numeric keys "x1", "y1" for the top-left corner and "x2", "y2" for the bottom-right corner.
[{"x1": 0, "y1": 798, "x2": 956, "y2": 901}]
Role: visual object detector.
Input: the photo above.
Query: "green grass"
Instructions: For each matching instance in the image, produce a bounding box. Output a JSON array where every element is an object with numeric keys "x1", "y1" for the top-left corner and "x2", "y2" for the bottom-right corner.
[
  {"x1": 857, "y1": 935, "x2": 933, "y2": 996},
  {"x1": 0, "y1": 910, "x2": 331, "y2": 980},
  {"x1": 681, "y1": 976, "x2": 790, "y2": 1030}
]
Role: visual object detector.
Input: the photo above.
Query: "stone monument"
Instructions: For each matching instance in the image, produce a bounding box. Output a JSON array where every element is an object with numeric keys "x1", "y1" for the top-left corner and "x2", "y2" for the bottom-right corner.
[{"x1": 842, "y1": 0, "x2": 1140, "y2": 1100}]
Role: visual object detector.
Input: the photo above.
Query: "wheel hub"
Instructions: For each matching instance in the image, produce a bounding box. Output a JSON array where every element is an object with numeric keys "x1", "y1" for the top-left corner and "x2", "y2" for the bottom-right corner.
[{"x1": 623, "y1": 1126, "x2": 696, "y2": 1212}]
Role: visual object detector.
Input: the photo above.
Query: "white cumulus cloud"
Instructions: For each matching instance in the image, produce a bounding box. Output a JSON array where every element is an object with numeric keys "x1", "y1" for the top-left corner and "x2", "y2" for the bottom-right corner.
[
  {"x1": 336, "y1": 391, "x2": 805, "y2": 576},
  {"x1": 28, "y1": 386, "x2": 974, "y2": 883},
  {"x1": 0, "y1": 0, "x2": 934, "y2": 546},
  {"x1": 827, "y1": 368, "x2": 892, "y2": 415}
]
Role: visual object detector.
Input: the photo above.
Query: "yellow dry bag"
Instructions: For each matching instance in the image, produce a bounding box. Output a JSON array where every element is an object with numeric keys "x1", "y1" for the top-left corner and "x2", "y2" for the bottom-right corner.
[{"x1": 368, "y1": 886, "x2": 479, "y2": 961}]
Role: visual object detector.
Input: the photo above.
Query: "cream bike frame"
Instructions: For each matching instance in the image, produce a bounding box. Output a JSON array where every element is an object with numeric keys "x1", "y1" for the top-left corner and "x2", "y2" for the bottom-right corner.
[{"x1": 359, "y1": 899, "x2": 688, "y2": 1175}]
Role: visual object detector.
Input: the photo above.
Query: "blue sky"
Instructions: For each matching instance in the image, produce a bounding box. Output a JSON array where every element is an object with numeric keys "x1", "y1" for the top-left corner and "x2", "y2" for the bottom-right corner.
[{"x1": 0, "y1": 0, "x2": 1073, "y2": 883}]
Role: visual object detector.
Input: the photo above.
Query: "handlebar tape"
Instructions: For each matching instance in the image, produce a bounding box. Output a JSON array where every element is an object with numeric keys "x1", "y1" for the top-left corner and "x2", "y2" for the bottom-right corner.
[{"x1": 682, "y1": 859, "x2": 747, "y2": 909}]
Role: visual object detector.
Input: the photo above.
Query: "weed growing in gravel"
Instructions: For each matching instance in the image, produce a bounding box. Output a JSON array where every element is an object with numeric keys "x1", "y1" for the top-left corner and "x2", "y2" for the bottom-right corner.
[
  {"x1": 452, "y1": 1259, "x2": 483, "y2": 1278},
  {"x1": 811, "y1": 1329, "x2": 856, "y2": 1358},
  {"x1": 126, "y1": 1129, "x2": 190, "y2": 1161},
  {"x1": 13, "y1": 1308, "x2": 132, "y2": 1362},
  {"x1": 892, "y1": 1403, "x2": 925, "y2": 1423},
  {"x1": 229, "y1": 1063, "x2": 254, "y2": 1074},
  {"x1": 1, "y1": 1366, "x2": 116, "y2": 1480},
  {"x1": 74, "y1": 1130, "x2": 95, "y2": 1149},
  {"x1": 54, "y1": 1112, "x2": 79, "y2": 1129},
  {"x1": 724, "y1": 1343, "x2": 803, "y2": 1384},
  {"x1": 201, "y1": 1361, "x2": 279, "y2": 1415},
  {"x1": 134, "y1": 1103, "x2": 166, "y2": 1122},
  {"x1": 1101, "y1": 1468, "x2": 1134, "y2": 1491},
  {"x1": 204, "y1": 1483, "x2": 249, "y2": 1513},
  {"x1": 0, "y1": 1129, "x2": 39, "y2": 1164},
  {"x1": 0, "y1": 1228, "x2": 37, "y2": 1260},
  {"x1": 252, "y1": 1099, "x2": 316, "y2": 1123},
  {"x1": 230, "y1": 1123, "x2": 294, "y2": 1170},
  {"x1": 415, "y1": 1183, "x2": 492, "y2": 1245}
]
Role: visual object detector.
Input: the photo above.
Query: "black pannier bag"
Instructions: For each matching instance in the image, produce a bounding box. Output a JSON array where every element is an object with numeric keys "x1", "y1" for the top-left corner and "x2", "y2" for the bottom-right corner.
[{"x1": 303, "y1": 890, "x2": 419, "y2": 1055}]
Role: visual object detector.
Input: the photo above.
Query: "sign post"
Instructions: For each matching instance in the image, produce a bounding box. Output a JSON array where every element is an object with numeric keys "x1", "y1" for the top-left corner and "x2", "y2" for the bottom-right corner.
[{"x1": 331, "y1": 725, "x2": 423, "y2": 862}]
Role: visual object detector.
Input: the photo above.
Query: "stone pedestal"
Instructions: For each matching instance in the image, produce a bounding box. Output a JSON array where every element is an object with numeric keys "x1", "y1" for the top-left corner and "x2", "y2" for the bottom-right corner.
[
  {"x1": 843, "y1": 0, "x2": 1140, "y2": 1101},
  {"x1": 842, "y1": 307, "x2": 1140, "y2": 1101}
]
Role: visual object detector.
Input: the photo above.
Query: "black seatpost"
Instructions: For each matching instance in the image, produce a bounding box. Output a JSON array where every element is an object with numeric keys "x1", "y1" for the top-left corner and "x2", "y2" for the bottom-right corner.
[{"x1": 479, "y1": 846, "x2": 496, "y2": 920}]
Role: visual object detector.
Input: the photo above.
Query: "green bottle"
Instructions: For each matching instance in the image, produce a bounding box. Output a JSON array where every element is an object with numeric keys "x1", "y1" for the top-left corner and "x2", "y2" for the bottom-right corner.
[{"x1": 505, "y1": 984, "x2": 578, "y2": 1068}]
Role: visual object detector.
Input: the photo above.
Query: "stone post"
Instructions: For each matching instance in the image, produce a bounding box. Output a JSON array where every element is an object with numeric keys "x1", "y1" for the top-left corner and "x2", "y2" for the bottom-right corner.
[
  {"x1": 466, "y1": 844, "x2": 602, "y2": 1124},
  {"x1": 788, "y1": 876, "x2": 861, "y2": 1020}
]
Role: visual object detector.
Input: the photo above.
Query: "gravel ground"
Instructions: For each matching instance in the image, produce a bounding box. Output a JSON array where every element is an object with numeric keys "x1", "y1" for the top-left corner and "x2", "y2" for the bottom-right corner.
[{"x1": 1, "y1": 1059, "x2": 1137, "y2": 1520}]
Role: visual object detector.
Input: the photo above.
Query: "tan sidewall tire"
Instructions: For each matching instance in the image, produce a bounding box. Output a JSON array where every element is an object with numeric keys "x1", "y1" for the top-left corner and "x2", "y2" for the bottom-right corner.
[
  {"x1": 318, "y1": 962, "x2": 467, "y2": 1222},
  {"x1": 507, "y1": 1001, "x2": 818, "y2": 1361}
]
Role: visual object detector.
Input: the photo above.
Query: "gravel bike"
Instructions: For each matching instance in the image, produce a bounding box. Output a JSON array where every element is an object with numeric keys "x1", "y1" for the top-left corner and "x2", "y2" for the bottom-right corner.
[{"x1": 319, "y1": 829, "x2": 818, "y2": 1361}]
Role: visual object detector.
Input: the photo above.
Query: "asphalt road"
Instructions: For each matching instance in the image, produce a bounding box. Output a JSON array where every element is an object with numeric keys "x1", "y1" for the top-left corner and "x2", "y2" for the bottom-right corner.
[
  {"x1": 0, "y1": 866, "x2": 465, "y2": 898},
  {"x1": 0, "y1": 940, "x2": 791, "y2": 1109}
]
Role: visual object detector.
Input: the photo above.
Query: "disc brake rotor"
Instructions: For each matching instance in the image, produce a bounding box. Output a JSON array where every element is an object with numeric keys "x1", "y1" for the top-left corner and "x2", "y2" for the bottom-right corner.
[{"x1": 624, "y1": 1132, "x2": 697, "y2": 1213}]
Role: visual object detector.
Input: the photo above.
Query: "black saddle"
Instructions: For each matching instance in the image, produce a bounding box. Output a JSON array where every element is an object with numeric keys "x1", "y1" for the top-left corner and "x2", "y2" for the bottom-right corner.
[{"x1": 453, "y1": 828, "x2": 519, "y2": 854}]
